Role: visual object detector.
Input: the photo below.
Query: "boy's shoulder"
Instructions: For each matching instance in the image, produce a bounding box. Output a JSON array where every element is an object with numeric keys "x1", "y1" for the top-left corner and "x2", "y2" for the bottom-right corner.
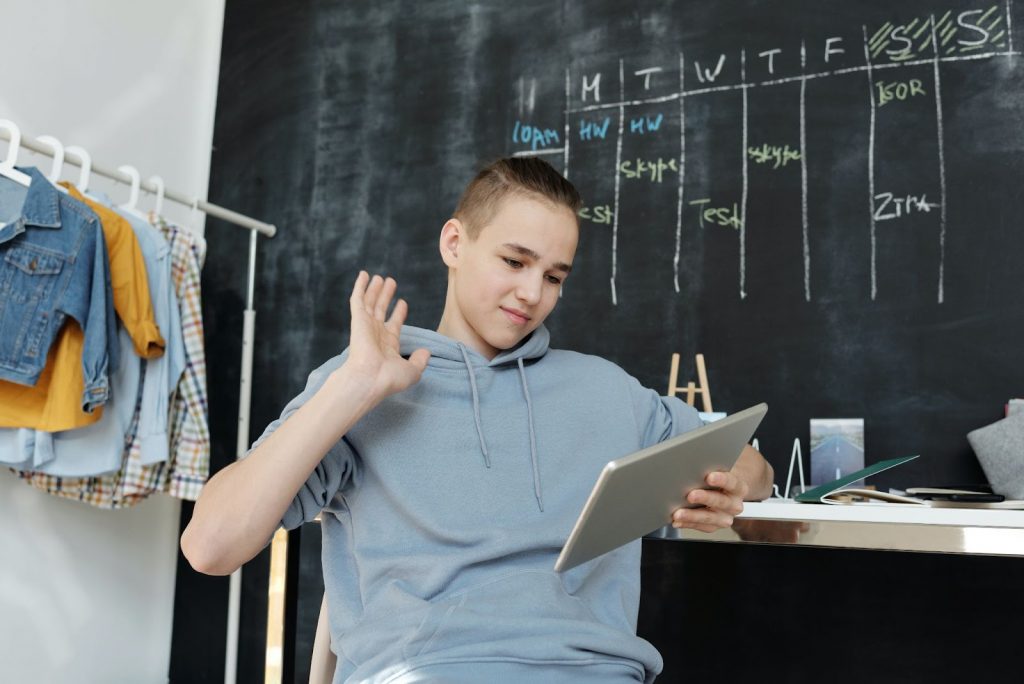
[{"x1": 543, "y1": 347, "x2": 636, "y2": 381}]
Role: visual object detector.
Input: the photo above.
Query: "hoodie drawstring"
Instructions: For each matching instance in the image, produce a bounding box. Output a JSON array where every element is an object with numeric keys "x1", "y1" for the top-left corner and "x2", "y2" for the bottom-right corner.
[
  {"x1": 458, "y1": 343, "x2": 491, "y2": 468},
  {"x1": 518, "y1": 358, "x2": 545, "y2": 512},
  {"x1": 457, "y1": 344, "x2": 545, "y2": 512}
]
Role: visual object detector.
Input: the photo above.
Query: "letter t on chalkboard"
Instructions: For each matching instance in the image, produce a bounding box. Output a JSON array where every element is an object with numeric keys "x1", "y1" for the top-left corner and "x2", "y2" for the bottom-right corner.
[{"x1": 667, "y1": 353, "x2": 713, "y2": 412}]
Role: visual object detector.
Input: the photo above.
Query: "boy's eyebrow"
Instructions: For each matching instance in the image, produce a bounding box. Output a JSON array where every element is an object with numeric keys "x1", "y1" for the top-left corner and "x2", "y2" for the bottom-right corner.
[{"x1": 502, "y1": 242, "x2": 573, "y2": 273}]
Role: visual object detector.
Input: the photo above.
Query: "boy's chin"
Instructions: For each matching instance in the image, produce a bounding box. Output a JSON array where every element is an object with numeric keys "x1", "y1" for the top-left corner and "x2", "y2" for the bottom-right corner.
[{"x1": 483, "y1": 329, "x2": 531, "y2": 352}]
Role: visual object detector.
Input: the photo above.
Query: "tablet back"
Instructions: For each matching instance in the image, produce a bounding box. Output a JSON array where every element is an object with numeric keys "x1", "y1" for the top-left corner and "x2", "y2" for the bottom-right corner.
[{"x1": 554, "y1": 403, "x2": 767, "y2": 572}]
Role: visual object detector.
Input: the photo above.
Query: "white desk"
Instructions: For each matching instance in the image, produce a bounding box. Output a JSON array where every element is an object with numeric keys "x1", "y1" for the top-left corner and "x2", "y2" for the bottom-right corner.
[{"x1": 648, "y1": 499, "x2": 1024, "y2": 556}]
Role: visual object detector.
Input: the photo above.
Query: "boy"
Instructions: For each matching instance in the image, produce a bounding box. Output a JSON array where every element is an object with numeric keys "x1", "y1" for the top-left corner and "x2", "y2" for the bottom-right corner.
[{"x1": 182, "y1": 158, "x2": 773, "y2": 683}]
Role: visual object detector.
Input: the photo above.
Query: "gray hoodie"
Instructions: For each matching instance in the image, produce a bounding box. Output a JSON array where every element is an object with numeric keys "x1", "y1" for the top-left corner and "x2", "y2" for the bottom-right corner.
[{"x1": 250, "y1": 324, "x2": 702, "y2": 683}]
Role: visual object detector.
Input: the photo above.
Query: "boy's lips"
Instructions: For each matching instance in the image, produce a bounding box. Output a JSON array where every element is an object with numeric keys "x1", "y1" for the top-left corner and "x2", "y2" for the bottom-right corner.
[{"x1": 501, "y1": 306, "x2": 531, "y2": 325}]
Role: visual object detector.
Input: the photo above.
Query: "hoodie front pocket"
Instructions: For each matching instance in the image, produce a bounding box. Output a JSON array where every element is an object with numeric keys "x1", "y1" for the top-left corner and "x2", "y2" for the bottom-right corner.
[
  {"x1": 402, "y1": 597, "x2": 465, "y2": 660},
  {"x1": 401, "y1": 569, "x2": 601, "y2": 661}
]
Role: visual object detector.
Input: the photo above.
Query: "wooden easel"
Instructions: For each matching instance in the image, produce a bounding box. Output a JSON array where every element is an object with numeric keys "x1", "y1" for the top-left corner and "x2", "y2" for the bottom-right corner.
[{"x1": 667, "y1": 353, "x2": 713, "y2": 412}]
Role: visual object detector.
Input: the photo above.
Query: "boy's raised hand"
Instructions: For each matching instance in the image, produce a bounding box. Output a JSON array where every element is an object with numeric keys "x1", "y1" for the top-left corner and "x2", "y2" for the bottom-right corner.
[{"x1": 346, "y1": 271, "x2": 431, "y2": 398}]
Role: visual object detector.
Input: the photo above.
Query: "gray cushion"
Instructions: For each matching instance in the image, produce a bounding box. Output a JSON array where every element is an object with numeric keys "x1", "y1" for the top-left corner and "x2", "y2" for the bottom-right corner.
[{"x1": 967, "y1": 412, "x2": 1024, "y2": 499}]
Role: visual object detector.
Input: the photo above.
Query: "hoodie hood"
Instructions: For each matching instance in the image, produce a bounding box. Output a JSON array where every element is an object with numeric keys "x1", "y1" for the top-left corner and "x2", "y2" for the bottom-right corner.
[
  {"x1": 398, "y1": 324, "x2": 550, "y2": 367},
  {"x1": 399, "y1": 325, "x2": 549, "y2": 511}
]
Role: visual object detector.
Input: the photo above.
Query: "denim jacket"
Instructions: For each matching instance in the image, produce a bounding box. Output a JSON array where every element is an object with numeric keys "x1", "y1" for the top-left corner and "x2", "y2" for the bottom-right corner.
[{"x1": 0, "y1": 168, "x2": 117, "y2": 410}]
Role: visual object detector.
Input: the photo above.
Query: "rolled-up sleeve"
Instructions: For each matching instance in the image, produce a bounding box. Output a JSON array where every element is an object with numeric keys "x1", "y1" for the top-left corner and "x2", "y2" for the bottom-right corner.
[{"x1": 244, "y1": 353, "x2": 359, "y2": 531}]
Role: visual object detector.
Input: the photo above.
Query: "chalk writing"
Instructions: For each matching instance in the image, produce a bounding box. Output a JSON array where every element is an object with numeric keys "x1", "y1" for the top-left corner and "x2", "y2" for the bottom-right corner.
[
  {"x1": 869, "y1": 6, "x2": 1007, "y2": 62},
  {"x1": 689, "y1": 199, "x2": 742, "y2": 229},
  {"x1": 748, "y1": 143, "x2": 802, "y2": 168},
  {"x1": 876, "y1": 78, "x2": 927, "y2": 105},
  {"x1": 874, "y1": 192, "x2": 941, "y2": 221},
  {"x1": 510, "y1": 1, "x2": 1018, "y2": 304},
  {"x1": 635, "y1": 67, "x2": 663, "y2": 89},
  {"x1": 512, "y1": 121, "x2": 560, "y2": 150},
  {"x1": 619, "y1": 157, "x2": 679, "y2": 183},
  {"x1": 694, "y1": 54, "x2": 726, "y2": 83},
  {"x1": 578, "y1": 117, "x2": 611, "y2": 141},
  {"x1": 628, "y1": 113, "x2": 664, "y2": 135},
  {"x1": 579, "y1": 204, "x2": 613, "y2": 225}
]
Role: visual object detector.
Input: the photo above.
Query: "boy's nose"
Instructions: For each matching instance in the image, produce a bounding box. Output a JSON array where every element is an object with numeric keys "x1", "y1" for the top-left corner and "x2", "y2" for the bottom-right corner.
[{"x1": 516, "y1": 276, "x2": 543, "y2": 305}]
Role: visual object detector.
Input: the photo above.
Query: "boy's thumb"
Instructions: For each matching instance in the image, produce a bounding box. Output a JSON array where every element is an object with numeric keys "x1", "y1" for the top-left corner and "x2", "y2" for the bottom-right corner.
[{"x1": 409, "y1": 348, "x2": 431, "y2": 371}]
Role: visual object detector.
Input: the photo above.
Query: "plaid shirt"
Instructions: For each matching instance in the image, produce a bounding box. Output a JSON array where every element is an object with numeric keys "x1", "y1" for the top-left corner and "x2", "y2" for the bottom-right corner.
[{"x1": 17, "y1": 217, "x2": 209, "y2": 507}]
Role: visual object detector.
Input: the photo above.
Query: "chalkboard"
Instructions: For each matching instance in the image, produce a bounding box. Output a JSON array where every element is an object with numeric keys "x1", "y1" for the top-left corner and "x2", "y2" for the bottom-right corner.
[
  {"x1": 176, "y1": 1, "x2": 1024, "y2": 681},
  {"x1": 209, "y1": 0, "x2": 1024, "y2": 488}
]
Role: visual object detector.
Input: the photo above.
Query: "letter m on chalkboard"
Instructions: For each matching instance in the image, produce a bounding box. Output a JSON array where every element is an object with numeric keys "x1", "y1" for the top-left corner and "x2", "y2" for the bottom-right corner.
[{"x1": 694, "y1": 54, "x2": 726, "y2": 84}]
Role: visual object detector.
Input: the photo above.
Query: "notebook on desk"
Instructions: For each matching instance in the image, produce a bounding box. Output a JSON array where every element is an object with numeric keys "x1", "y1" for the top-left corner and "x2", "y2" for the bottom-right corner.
[
  {"x1": 796, "y1": 456, "x2": 1024, "y2": 508},
  {"x1": 795, "y1": 456, "x2": 918, "y2": 504}
]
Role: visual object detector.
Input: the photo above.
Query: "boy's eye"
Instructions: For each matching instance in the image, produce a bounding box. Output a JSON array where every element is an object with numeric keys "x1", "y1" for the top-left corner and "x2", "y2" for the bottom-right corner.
[
  {"x1": 545, "y1": 275, "x2": 562, "y2": 285},
  {"x1": 503, "y1": 257, "x2": 523, "y2": 268}
]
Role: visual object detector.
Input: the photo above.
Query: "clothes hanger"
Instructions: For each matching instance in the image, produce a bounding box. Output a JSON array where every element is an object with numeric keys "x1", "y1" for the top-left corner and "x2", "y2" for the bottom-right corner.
[
  {"x1": 117, "y1": 164, "x2": 147, "y2": 220},
  {"x1": 0, "y1": 119, "x2": 32, "y2": 187},
  {"x1": 147, "y1": 175, "x2": 165, "y2": 217},
  {"x1": 36, "y1": 135, "x2": 68, "y2": 193},
  {"x1": 65, "y1": 145, "x2": 92, "y2": 192}
]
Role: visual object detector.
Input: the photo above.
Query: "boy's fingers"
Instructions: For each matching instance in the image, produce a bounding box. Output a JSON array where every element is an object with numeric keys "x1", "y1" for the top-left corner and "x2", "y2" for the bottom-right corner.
[
  {"x1": 707, "y1": 470, "x2": 744, "y2": 496},
  {"x1": 675, "y1": 505, "x2": 733, "y2": 528},
  {"x1": 349, "y1": 271, "x2": 368, "y2": 311},
  {"x1": 363, "y1": 274, "x2": 384, "y2": 314},
  {"x1": 688, "y1": 489, "x2": 744, "y2": 516},
  {"x1": 350, "y1": 270, "x2": 370, "y2": 317},
  {"x1": 705, "y1": 470, "x2": 730, "y2": 489},
  {"x1": 673, "y1": 521, "x2": 718, "y2": 533},
  {"x1": 375, "y1": 278, "x2": 396, "y2": 320},
  {"x1": 385, "y1": 298, "x2": 408, "y2": 334},
  {"x1": 672, "y1": 506, "x2": 734, "y2": 530}
]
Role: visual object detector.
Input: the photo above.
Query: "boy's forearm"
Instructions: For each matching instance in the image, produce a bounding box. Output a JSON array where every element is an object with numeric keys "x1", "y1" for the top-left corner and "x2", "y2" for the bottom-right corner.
[
  {"x1": 181, "y1": 363, "x2": 381, "y2": 575},
  {"x1": 733, "y1": 445, "x2": 774, "y2": 501}
]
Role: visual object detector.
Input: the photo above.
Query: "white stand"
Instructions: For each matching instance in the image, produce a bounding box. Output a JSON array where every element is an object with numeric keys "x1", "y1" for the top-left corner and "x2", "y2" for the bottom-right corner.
[{"x1": 782, "y1": 438, "x2": 806, "y2": 499}]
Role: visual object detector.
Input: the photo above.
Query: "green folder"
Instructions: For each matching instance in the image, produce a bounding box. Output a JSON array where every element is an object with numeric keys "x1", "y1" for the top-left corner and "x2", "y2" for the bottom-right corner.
[{"x1": 795, "y1": 455, "x2": 920, "y2": 503}]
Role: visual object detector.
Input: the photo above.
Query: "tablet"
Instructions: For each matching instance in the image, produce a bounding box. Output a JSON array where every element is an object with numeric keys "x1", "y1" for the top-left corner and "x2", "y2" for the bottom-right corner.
[{"x1": 554, "y1": 403, "x2": 767, "y2": 572}]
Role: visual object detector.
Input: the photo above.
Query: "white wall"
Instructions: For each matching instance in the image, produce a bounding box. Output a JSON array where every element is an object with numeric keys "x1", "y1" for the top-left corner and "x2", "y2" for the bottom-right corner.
[{"x1": 0, "y1": 2, "x2": 225, "y2": 682}]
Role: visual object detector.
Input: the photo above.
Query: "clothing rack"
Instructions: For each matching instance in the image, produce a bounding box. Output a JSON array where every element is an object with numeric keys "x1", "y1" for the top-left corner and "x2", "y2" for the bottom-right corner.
[
  {"x1": 0, "y1": 124, "x2": 276, "y2": 237},
  {"x1": 1, "y1": 119, "x2": 268, "y2": 684}
]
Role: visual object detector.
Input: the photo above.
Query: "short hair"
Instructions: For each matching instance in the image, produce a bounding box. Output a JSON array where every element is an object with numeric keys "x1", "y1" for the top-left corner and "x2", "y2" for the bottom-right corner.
[{"x1": 453, "y1": 157, "x2": 582, "y2": 238}]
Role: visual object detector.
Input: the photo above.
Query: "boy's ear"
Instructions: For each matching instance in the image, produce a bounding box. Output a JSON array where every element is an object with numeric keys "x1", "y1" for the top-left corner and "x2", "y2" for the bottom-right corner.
[{"x1": 439, "y1": 218, "x2": 464, "y2": 268}]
